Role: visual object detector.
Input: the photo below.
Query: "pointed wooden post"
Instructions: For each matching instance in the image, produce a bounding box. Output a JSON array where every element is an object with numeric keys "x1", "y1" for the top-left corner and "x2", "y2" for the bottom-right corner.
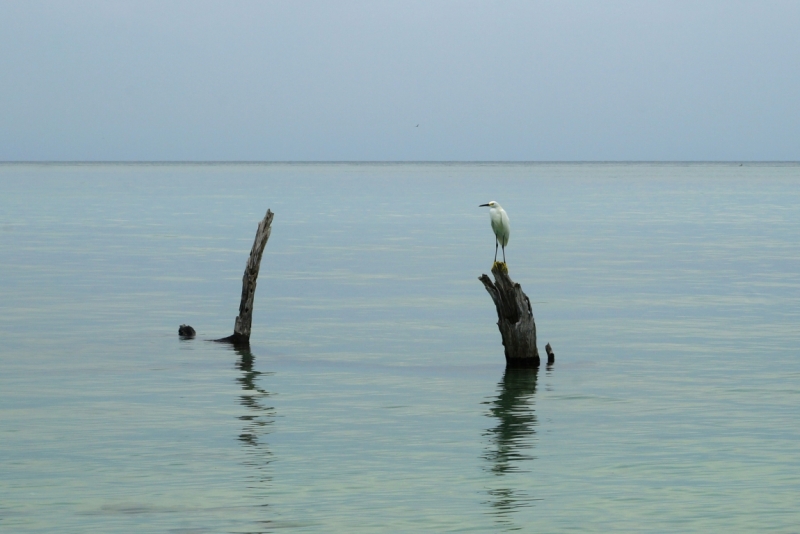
[
  {"x1": 217, "y1": 209, "x2": 274, "y2": 346},
  {"x1": 479, "y1": 262, "x2": 541, "y2": 368}
]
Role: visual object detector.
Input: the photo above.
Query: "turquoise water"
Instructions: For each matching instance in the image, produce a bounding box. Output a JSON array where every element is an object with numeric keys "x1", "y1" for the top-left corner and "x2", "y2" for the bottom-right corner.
[{"x1": 1, "y1": 162, "x2": 799, "y2": 532}]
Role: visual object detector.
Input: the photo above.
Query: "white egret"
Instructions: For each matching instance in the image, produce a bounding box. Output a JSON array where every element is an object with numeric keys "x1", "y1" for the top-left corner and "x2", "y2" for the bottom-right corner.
[{"x1": 479, "y1": 201, "x2": 510, "y2": 263}]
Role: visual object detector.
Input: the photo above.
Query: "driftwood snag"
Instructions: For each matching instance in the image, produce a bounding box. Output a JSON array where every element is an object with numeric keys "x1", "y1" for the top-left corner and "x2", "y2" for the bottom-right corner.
[
  {"x1": 216, "y1": 209, "x2": 274, "y2": 346},
  {"x1": 479, "y1": 262, "x2": 541, "y2": 368}
]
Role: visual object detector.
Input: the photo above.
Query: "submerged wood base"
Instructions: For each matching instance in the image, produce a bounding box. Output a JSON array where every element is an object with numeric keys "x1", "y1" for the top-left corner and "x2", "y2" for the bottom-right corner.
[
  {"x1": 214, "y1": 332, "x2": 250, "y2": 347},
  {"x1": 479, "y1": 262, "x2": 541, "y2": 368}
]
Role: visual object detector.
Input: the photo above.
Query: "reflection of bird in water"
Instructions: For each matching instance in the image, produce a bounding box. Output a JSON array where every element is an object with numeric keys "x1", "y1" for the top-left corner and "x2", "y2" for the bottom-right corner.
[
  {"x1": 483, "y1": 368, "x2": 540, "y2": 524},
  {"x1": 479, "y1": 201, "x2": 510, "y2": 263}
]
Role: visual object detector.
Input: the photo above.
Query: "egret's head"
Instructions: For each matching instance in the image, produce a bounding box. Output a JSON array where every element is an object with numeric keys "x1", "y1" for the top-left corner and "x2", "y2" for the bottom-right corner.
[{"x1": 479, "y1": 201, "x2": 498, "y2": 208}]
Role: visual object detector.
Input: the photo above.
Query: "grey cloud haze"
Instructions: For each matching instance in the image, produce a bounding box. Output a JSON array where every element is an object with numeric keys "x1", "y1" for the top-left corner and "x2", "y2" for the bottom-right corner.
[{"x1": 1, "y1": 1, "x2": 798, "y2": 161}]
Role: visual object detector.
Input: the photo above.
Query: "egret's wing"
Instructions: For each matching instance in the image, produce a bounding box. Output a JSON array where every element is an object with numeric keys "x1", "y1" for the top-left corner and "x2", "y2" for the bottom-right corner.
[
  {"x1": 490, "y1": 211, "x2": 503, "y2": 238},
  {"x1": 500, "y1": 210, "x2": 510, "y2": 246}
]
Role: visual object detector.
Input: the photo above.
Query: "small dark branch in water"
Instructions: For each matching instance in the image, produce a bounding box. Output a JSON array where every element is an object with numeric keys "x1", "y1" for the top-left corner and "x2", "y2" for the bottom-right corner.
[
  {"x1": 215, "y1": 209, "x2": 274, "y2": 347},
  {"x1": 178, "y1": 324, "x2": 196, "y2": 338},
  {"x1": 545, "y1": 343, "x2": 554, "y2": 365},
  {"x1": 479, "y1": 262, "x2": 540, "y2": 368}
]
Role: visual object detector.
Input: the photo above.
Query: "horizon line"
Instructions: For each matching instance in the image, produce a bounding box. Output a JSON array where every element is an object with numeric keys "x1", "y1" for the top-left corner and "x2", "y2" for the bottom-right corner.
[{"x1": 1, "y1": 160, "x2": 798, "y2": 165}]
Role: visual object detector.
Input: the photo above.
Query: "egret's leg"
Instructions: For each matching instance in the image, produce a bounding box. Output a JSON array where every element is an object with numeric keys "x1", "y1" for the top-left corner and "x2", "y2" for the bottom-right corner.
[
  {"x1": 494, "y1": 239, "x2": 499, "y2": 262},
  {"x1": 502, "y1": 244, "x2": 506, "y2": 263}
]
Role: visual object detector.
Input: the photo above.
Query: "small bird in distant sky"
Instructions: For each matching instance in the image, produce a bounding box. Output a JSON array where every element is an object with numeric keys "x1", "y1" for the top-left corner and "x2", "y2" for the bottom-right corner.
[
  {"x1": 415, "y1": 124, "x2": 419, "y2": 127},
  {"x1": 479, "y1": 201, "x2": 510, "y2": 263}
]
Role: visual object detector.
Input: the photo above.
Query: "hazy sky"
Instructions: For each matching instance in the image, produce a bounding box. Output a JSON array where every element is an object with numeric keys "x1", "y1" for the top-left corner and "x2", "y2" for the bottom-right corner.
[{"x1": 1, "y1": 1, "x2": 798, "y2": 161}]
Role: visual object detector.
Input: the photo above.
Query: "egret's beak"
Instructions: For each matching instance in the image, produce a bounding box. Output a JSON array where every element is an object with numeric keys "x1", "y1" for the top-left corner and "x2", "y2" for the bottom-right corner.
[{"x1": 479, "y1": 203, "x2": 489, "y2": 207}]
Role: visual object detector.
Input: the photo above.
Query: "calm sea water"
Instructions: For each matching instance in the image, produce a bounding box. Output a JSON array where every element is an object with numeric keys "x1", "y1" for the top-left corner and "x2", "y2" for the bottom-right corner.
[{"x1": 1, "y1": 162, "x2": 799, "y2": 532}]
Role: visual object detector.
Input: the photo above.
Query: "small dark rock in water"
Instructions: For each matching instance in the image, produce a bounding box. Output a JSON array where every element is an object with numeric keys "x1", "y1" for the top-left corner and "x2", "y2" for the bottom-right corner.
[
  {"x1": 545, "y1": 343, "x2": 555, "y2": 365},
  {"x1": 179, "y1": 324, "x2": 196, "y2": 338}
]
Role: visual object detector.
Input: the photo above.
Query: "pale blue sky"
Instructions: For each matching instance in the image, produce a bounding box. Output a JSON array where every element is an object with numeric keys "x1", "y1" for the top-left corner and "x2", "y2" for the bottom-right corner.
[{"x1": 1, "y1": 1, "x2": 798, "y2": 161}]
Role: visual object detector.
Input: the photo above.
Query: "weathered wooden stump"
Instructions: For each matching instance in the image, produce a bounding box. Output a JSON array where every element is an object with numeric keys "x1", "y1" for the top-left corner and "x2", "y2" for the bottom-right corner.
[
  {"x1": 216, "y1": 209, "x2": 274, "y2": 347},
  {"x1": 479, "y1": 262, "x2": 541, "y2": 368}
]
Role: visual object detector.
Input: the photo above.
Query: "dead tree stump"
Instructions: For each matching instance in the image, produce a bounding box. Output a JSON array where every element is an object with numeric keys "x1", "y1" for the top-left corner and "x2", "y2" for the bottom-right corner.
[
  {"x1": 479, "y1": 262, "x2": 541, "y2": 368},
  {"x1": 216, "y1": 209, "x2": 274, "y2": 346}
]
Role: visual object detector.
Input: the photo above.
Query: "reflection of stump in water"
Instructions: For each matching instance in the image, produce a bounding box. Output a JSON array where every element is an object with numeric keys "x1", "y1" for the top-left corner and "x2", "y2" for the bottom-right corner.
[
  {"x1": 233, "y1": 346, "x2": 275, "y2": 485},
  {"x1": 483, "y1": 368, "x2": 540, "y2": 522}
]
